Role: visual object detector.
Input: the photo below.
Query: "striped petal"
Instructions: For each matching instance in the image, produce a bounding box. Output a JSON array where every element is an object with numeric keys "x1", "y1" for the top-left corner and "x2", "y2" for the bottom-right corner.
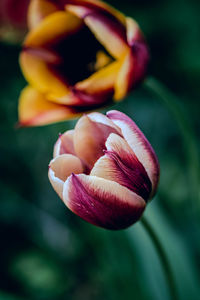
[
  {"x1": 53, "y1": 130, "x2": 75, "y2": 157},
  {"x1": 18, "y1": 86, "x2": 81, "y2": 126},
  {"x1": 84, "y1": 14, "x2": 128, "y2": 59},
  {"x1": 65, "y1": 0, "x2": 126, "y2": 25},
  {"x1": 114, "y1": 42, "x2": 149, "y2": 101},
  {"x1": 66, "y1": 1, "x2": 128, "y2": 59},
  {"x1": 48, "y1": 154, "x2": 84, "y2": 199},
  {"x1": 107, "y1": 111, "x2": 159, "y2": 196},
  {"x1": 28, "y1": 0, "x2": 60, "y2": 29},
  {"x1": 63, "y1": 173, "x2": 146, "y2": 230},
  {"x1": 25, "y1": 10, "x2": 83, "y2": 47},
  {"x1": 73, "y1": 114, "x2": 120, "y2": 168},
  {"x1": 91, "y1": 133, "x2": 152, "y2": 201}
]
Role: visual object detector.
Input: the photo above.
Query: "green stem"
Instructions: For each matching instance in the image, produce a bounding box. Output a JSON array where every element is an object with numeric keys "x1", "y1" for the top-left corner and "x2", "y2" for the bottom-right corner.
[
  {"x1": 144, "y1": 77, "x2": 199, "y2": 209},
  {"x1": 141, "y1": 217, "x2": 178, "y2": 300}
]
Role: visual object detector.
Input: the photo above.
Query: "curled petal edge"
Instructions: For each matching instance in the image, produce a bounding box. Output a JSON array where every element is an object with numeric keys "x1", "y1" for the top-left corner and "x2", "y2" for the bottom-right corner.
[
  {"x1": 18, "y1": 86, "x2": 82, "y2": 127},
  {"x1": 63, "y1": 173, "x2": 146, "y2": 230},
  {"x1": 107, "y1": 110, "x2": 159, "y2": 197},
  {"x1": 48, "y1": 153, "x2": 84, "y2": 199}
]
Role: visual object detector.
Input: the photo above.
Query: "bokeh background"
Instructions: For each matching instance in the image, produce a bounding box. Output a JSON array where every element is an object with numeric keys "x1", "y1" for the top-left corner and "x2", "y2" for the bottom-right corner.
[{"x1": 0, "y1": 0, "x2": 200, "y2": 299}]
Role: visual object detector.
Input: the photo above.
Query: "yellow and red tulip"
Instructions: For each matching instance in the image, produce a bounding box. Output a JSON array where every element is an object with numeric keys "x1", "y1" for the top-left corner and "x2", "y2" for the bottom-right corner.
[
  {"x1": 48, "y1": 110, "x2": 159, "y2": 230},
  {"x1": 18, "y1": 0, "x2": 149, "y2": 126},
  {"x1": 0, "y1": 0, "x2": 30, "y2": 43}
]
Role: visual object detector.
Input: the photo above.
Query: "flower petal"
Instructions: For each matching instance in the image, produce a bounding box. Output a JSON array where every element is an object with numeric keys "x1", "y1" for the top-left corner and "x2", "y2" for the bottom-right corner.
[
  {"x1": 75, "y1": 61, "x2": 121, "y2": 97},
  {"x1": 20, "y1": 50, "x2": 69, "y2": 99},
  {"x1": 94, "y1": 50, "x2": 112, "y2": 71},
  {"x1": 113, "y1": 49, "x2": 135, "y2": 101},
  {"x1": 63, "y1": 173, "x2": 146, "y2": 230},
  {"x1": 66, "y1": 1, "x2": 128, "y2": 59},
  {"x1": 91, "y1": 133, "x2": 152, "y2": 201},
  {"x1": 53, "y1": 130, "x2": 75, "y2": 157},
  {"x1": 107, "y1": 111, "x2": 159, "y2": 196},
  {"x1": 126, "y1": 17, "x2": 142, "y2": 46},
  {"x1": 73, "y1": 114, "x2": 120, "y2": 168},
  {"x1": 18, "y1": 86, "x2": 81, "y2": 126},
  {"x1": 28, "y1": 0, "x2": 60, "y2": 29},
  {"x1": 114, "y1": 42, "x2": 149, "y2": 101},
  {"x1": 84, "y1": 14, "x2": 128, "y2": 59},
  {"x1": 48, "y1": 154, "x2": 84, "y2": 199},
  {"x1": 65, "y1": 0, "x2": 126, "y2": 26},
  {"x1": 87, "y1": 112, "x2": 121, "y2": 133},
  {"x1": 25, "y1": 10, "x2": 83, "y2": 47}
]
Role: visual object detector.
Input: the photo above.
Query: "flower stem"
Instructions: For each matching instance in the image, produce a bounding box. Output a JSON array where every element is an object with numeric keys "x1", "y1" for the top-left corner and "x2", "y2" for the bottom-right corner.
[
  {"x1": 144, "y1": 77, "x2": 199, "y2": 210},
  {"x1": 141, "y1": 216, "x2": 178, "y2": 300}
]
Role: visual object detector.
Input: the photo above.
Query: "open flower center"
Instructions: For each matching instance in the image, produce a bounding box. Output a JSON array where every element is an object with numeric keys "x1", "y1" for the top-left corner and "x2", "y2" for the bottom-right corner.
[
  {"x1": 49, "y1": 25, "x2": 113, "y2": 85},
  {"x1": 51, "y1": 26, "x2": 112, "y2": 85}
]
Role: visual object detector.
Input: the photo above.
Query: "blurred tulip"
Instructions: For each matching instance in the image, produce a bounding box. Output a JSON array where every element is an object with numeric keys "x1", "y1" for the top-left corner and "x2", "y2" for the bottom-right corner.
[
  {"x1": 0, "y1": 0, "x2": 30, "y2": 43},
  {"x1": 48, "y1": 110, "x2": 159, "y2": 230},
  {"x1": 18, "y1": 0, "x2": 149, "y2": 126}
]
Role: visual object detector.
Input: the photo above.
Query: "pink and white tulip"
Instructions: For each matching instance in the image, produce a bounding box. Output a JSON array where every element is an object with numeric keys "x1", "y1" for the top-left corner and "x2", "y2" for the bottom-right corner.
[{"x1": 48, "y1": 110, "x2": 159, "y2": 230}]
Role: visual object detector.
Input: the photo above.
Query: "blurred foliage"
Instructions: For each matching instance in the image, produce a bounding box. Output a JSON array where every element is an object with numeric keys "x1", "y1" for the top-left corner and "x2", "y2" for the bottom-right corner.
[{"x1": 0, "y1": 0, "x2": 200, "y2": 299}]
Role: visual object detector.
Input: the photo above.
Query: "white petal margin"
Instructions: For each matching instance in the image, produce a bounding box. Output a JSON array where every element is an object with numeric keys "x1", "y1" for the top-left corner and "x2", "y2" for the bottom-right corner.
[
  {"x1": 126, "y1": 17, "x2": 140, "y2": 46},
  {"x1": 63, "y1": 174, "x2": 146, "y2": 230},
  {"x1": 107, "y1": 110, "x2": 159, "y2": 196},
  {"x1": 53, "y1": 130, "x2": 75, "y2": 158},
  {"x1": 90, "y1": 133, "x2": 152, "y2": 200},
  {"x1": 48, "y1": 154, "x2": 84, "y2": 199},
  {"x1": 88, "y1": 112, "x2": 121, "y2": 134}
]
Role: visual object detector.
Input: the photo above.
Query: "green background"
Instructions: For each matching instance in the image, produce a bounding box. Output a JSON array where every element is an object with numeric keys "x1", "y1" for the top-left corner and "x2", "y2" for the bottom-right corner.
[{"x1": 0, "y1": 0, "x2": 200, "y2": 299}]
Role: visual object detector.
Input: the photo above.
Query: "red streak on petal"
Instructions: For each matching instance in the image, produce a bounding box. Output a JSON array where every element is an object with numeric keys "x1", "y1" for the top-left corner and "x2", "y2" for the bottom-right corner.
[
  {"x1": 105, "y1": 150, "x2": 152, "y2": 201},
  {"x1": 67, "y1": 174, "x2": 145, "y2": 230}
]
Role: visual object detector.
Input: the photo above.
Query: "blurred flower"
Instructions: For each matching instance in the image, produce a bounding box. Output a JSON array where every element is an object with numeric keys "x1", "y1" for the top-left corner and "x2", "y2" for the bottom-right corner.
[
  {"x1": 0, "y1": 0, "x2": 30, "y2": 43},
  {"x1": 18, "y1": 0, "x2": 149, "y2": 126},
  {"x1": 48, "y1": 110, "x2": 159, "y2": 230}
]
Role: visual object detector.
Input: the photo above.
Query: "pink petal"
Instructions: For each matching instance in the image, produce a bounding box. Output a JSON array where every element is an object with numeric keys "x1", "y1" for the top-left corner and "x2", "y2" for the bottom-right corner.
[
  {"x1": 53, "y1": 130, "x2": 75, "y2": 157},
  {"x1": 73, "y1": 114, "x2": 120, "y2": 169},
  {"x1": 91, "y1": 133, "x2": 152, "y2": 201},
  {"x1": 63, "y1": 173, "x2": 146, "y2": 230},
  {"x1": 48, "y1": 153, "x2": 84, "y2": 199},
  {"x1": 88, "y1": 112, "x2": 121, "y2": 133},
  {"x1": 107, "y1": 111, "x2": 159, "y2": 197}
]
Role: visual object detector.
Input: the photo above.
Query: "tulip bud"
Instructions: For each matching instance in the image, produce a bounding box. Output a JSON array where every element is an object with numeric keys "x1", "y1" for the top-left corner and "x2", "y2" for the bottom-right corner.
[
  {"x1": 48, "y1": 110, "x2": 159, "y2": 230},
  {"x1": 18, "y1": 0, "x2": 149, "y2": 126}
]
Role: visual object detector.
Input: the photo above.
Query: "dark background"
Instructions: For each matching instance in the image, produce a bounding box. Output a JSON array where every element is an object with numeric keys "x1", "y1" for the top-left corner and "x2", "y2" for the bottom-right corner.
[{"x1": 0, "y1": 0, "x2": 200, "y2": 299}]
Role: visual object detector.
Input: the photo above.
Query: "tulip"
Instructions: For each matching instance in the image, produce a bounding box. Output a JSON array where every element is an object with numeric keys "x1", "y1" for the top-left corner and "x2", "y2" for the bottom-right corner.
[
  {"x1": 0, "y1": 0, "x2": 30, "y2": 43},
  {"x1": 18, "y1": 0, "x2": 149, "y2": 126},
  {"x1": 48, "y1": 110, "x2": 159, "y2": 230}
]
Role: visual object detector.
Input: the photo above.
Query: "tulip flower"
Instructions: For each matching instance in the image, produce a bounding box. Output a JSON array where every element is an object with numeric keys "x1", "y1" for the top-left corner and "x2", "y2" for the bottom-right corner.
[
  {"x1": 0, "y1": 0, "x2": 30, "y2": 43},
  {"x1": 48, "y1": 110, "x2": 159, "y2": 230},
  {"x1": 18, "y1": 0, "x2": 149, "y2": 126}
]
